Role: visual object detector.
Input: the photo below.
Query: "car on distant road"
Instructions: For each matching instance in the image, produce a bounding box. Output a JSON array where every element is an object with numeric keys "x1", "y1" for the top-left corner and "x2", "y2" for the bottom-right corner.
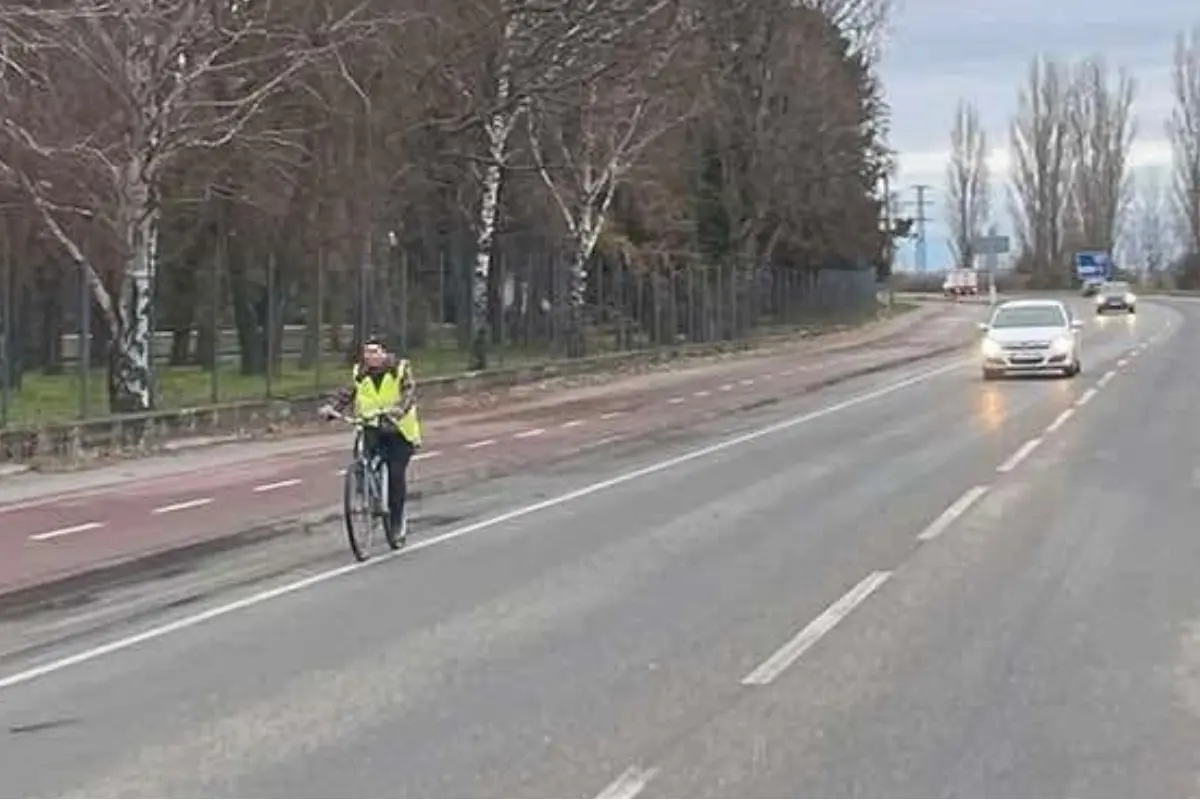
[
  {"x1": 1081, "y1": 279, "x2": 1104, "y2": 297},
  {"x1": 1094, "y1": 280, "x2": 1136, "y2": 314},
  {"x1": 978, "y1": 298, "x2": 1083, "y2": 380},
  {"x1": 943, "y1": 268, "x2": 979, "y2": 298}
]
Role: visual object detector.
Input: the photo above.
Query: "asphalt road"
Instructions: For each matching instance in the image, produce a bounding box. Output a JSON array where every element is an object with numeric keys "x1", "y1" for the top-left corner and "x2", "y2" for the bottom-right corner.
[
  {"x1": 0, "y1": 304, "x2": 975, "y2": 594},
  {"x1": 0, "y1": 297, "x2": 1195, "y2": 797}
]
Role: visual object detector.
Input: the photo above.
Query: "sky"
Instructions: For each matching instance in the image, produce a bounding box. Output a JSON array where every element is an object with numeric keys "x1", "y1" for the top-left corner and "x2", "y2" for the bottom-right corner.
[{"x1": 878, "y1": 0, "x2": 1197, "y2": 271}]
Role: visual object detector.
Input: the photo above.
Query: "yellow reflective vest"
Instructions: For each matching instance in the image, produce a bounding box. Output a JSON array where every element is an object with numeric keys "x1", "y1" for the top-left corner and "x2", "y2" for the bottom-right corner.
[{"x1": 352, "y1": 360, "x2": 421, "y2": 446}]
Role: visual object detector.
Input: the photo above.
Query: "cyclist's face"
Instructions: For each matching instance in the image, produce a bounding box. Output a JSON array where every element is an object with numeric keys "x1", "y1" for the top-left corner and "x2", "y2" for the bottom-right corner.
[{"x1": 363, "y1": 344, "x2": 385, "y2": 367}]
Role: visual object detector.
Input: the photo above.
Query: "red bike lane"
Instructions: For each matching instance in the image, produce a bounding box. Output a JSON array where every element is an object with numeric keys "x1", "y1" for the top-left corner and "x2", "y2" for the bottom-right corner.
[{"x1": 0, "y1": 305, "x2": 979, "y2": 594}]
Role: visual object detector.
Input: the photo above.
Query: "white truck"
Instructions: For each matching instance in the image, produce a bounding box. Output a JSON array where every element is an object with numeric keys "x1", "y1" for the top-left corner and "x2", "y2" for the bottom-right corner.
[{"x1": 942, "y1": 268, "x2": 979, "y2": 298}]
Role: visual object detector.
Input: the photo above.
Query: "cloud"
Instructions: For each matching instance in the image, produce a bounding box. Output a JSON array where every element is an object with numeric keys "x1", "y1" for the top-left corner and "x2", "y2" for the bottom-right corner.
[
  {"x1": 874, "y1": 0, "x2": 1194, "y2": 270},
  {"x1": 895, "y1": 138, "x2": 1176, "y2": 186}
]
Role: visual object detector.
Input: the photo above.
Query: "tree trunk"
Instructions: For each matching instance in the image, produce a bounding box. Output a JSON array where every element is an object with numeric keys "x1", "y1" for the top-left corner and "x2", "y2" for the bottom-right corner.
[{"x1": 108, "y1": 204, "x2": 159, "y2": 414}]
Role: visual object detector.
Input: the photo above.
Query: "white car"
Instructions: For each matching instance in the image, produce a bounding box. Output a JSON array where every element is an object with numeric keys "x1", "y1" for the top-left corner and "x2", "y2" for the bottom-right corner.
[{"x1": 978, "y1": 299, "x2": 1083, "y2": 380}]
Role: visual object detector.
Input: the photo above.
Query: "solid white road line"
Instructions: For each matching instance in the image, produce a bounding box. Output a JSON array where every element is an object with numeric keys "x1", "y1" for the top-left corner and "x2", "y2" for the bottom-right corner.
[
  {"x1": 253, "y1": 479, "x2": 302, "y2": 493},
  {"x1": 997, "y1": 438, "x2": 1041, "y2": 473},
  {"x1": 1045, "y1": 407, "x2": 1075, "y2": 434},
  {"x1": 29, "y1": 522, "x2": 105, "y2": 542},
  {"x1": 916, "y1": 485, "x2": 989, "y2": 542},
  {"x1": 514, "y1": 428, "x2": 545, "y2": 438},
  {"x1": 742, "y1": 571, "x2": 892, "y2": 685},
  {"x1": 596, "y1": 766, "x2": 659, "y2": 799},
  {"x1": 1076, "y1": 387, "x2": 1098, "y2": 406},
  {"x1": 151, "y1": 498, "x2": 214, "y2": 515},
  {"x1": 1097, "y1": 370, "x2": 1116, "y2": 387},
  {"x1": 0, "y1": 358, "x2": 965, "y2": 693}
]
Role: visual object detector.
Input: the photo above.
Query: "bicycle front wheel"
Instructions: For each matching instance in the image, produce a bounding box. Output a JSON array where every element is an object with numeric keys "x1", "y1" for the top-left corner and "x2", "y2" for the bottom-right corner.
[{"x1": 343, "y1": 462, "x2": 374, "y2": 562}]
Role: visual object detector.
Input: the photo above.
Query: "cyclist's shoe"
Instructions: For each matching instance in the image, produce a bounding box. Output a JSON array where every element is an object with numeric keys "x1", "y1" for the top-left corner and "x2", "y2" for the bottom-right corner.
[{"x1": 390, "y1": 511, "x2": 408, "y2": 545}]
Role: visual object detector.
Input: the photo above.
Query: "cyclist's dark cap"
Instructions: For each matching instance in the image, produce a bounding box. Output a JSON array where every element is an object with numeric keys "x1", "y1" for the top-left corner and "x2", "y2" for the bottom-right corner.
[{"x1": 363, "y1": 335, "x2": 387, "y2": 348}]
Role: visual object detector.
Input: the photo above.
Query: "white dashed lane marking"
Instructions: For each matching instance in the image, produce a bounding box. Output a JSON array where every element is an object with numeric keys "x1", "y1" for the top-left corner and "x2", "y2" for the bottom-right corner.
[
  {"x1": 596, "y1": 766, "x2": 659, "y2": 799},
  {"x1": 253, "y1": 479, "x2": 302, "y2": 493},
  {"x1": 742, "y1": 571, "x2": 892, "y2": 685},
  {"x1": 152, "y1": 498, "x2": 214, "y2": 515},
  {"x1": 997, "y1": 438, "x2": 1041, "y2": 473},
  {"x1": 1045, "y1": 407, "x2": 1075, "y2": 433},
  {"x1": 917, "y1": 485, "x2": 988, "y2": 542},
  {"x1": 29, "y1": 522, "x2": 106, "y2": 542},
  {"x1": 465, "y1": 439, "x2": 496, "y2": 449},
  {"x1": 514, "y1": 428, "x2": 545, "y2": 438}
]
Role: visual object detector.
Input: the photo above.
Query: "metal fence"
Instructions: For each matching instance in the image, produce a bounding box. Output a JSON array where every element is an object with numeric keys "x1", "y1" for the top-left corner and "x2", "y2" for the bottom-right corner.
[{"x1": 0, "y1": 237, "x2": 880, "y2": 431}]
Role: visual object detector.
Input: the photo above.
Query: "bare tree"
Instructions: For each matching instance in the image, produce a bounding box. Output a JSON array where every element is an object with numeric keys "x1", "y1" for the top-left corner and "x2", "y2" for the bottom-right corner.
[
  {"x1": 1122, "y1": 169, "x2": 1174, "y2": 275},
  {"x1": 0, "y1": 0, "x2": 387, "y2": 412},
  {"x1": 435, "y1": 0, "x2": 649, "y2": 368},
  {"x1": 524, "y1": 0, "x2": 697, "y2": 352},
  {"x1": 1065, "y1": 57, "x2": 1136, "y2": 254},
  {"x1": 945, "y1": 100, "x2": 990, "y2": 268},
  {"x1": 1168, "y1": 25, "x2": 1200, "y2": 258},
  {"x1": 1008, "y1": 55, "x2": 1073, "y2": 284}
]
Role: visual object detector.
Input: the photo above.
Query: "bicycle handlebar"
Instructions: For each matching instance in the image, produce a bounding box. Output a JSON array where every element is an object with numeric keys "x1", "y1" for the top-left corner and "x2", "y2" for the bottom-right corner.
[{"x1": 324, "y1": 409, "x2": 397, "y2": 425}]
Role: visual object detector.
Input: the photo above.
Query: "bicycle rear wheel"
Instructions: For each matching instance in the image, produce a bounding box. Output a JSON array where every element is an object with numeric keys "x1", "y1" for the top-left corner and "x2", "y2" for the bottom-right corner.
[{"x1": 343, "y1": 462, "x2": 374, "y2": 562}]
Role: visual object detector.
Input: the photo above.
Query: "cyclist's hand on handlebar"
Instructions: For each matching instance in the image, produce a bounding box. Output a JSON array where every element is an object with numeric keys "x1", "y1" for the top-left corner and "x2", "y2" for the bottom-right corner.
[{"x1": 317, "y1": 404, "x2": 336, "y2": 419}]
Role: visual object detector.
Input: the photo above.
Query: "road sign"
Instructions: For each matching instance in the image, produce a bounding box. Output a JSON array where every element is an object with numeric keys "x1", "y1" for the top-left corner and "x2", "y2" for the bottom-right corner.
[
  {"x1": 972, "y1": 235, "x2": 1010, "y2": 255},
  {"x1": 1074, "y1": 251, "x2": 1111, "y2": 281}
]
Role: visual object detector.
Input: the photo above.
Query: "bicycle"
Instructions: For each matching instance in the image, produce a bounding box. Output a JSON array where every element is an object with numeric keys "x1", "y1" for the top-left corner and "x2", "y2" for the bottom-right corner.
[{"x1": 330, "y1": 411, "x2": 406, "y2": 561}]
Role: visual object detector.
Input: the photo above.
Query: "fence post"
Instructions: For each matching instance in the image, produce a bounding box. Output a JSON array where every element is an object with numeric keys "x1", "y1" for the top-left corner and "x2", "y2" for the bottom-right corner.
[
  {"x1": 79, "y1": 257, "x2": 91, "y2": 420},
  {"x1": 211, "y1": 193, "x2": 225, "y2": 404},
  {"x1": 265, "y1": 251, "x2": 275, "y2": 399},
  {"x1": 0, "y1": 235, "x2": 10, "y2": 429}
]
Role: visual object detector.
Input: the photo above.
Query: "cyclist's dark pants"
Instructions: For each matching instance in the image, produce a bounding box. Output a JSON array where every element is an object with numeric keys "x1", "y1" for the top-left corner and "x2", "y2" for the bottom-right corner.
[{"x1": 362, "y1": 426, "x2": 414, "y2": 524}]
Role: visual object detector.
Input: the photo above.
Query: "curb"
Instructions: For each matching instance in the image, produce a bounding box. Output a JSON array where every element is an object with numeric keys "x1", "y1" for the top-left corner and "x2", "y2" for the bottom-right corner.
[{"x1": 0, "y1": 336, "x2": 972, "y2": 619}]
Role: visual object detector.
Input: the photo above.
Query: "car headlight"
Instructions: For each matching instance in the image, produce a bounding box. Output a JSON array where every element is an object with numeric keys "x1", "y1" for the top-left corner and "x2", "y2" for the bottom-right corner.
[
  {"x1": 1095, "y1": 294, "x2": 1105, "y2": 304},
  {"x1": 1124, "y1": 292, "x2": 1136, "y2": 303},
  {"x1": 1051, "y1": 335, "x2": 1073, "y2": 353},
  {"x1": 981, "y1": 339, "x2": 1003, "y2": 358}
]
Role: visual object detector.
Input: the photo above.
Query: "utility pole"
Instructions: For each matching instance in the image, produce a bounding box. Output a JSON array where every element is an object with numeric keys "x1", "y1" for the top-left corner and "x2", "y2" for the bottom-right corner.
[{"x1": 914, "y1": 184, "x2": 932, "y2": 272}]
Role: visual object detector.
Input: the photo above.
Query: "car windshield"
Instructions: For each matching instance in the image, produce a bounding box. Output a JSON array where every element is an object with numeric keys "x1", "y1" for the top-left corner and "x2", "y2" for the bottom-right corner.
[
  {"x1": 990, "y1": 305, "x2": 1067, "y2": 329},
  {"x1": 1102, "y1": 282, "x2": 1129, "y2": 293}
]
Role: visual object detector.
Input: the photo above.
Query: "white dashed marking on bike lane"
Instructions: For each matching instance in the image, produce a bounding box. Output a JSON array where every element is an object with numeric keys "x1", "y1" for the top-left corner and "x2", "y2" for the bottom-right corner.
[
  {"x1": 152, "y1": 498, "x2": 214, "y2": 515},
  {"x1": 29, "y1": 522, "x2": 106, "y2": 542}
]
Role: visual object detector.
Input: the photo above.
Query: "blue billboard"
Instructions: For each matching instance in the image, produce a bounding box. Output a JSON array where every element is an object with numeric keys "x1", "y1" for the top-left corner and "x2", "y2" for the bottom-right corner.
[{"x1": 1074, "y1": 251, "x2": 1111, "y2": 281}]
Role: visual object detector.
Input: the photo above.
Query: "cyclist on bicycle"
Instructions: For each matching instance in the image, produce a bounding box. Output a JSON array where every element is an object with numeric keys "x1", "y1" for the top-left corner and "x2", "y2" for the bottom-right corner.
[{"x1": 319, "y1": 336, "x2": 421, "y2": 538}]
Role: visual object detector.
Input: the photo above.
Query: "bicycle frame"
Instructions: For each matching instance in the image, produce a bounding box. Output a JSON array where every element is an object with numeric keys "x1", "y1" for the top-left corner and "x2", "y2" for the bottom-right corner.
[
  {"x1": 331, "y1": 410, "x2": 404, "y2": 560},
  {"x1": 346, "y1": 418, "x2": 388, "y2": 516}
]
